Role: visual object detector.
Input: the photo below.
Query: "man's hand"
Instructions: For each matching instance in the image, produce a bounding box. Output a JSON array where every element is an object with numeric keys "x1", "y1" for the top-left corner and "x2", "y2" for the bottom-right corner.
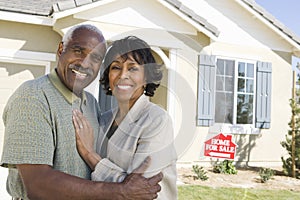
[{"x1": 121, "y1": 157, "x2": 163, "y2": 200}]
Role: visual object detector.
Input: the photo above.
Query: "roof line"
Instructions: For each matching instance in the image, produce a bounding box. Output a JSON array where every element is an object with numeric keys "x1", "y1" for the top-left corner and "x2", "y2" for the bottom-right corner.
[
  {"x1": 0, "y1": 7, "x2": 52, "y2": 17},
  {"x1": 241, "y1": 0, "x2": 300, "y2": 46},
  {"x1": 51, "y1": 0, "x2": 220, "y2": 38},
  {"x1": 0, "y1": 10, "x2": 54, "y2": 26},
  {"x1": 52, "y1": 0, "x2": 94, "y2": 13},
  {"x1": 163, "y1": 0, "x2": 220, "y2": 37}
]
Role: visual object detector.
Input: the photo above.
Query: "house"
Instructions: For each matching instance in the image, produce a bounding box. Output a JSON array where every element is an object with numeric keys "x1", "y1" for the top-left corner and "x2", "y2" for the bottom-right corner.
[{"x1": 1, "y1": 0, "x2": 300, "y2": 170}]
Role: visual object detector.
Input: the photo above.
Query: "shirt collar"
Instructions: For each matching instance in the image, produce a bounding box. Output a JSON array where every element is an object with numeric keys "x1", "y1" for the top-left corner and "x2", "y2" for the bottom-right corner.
[{"x1": 48, "y1": 69, "x2": 87, "y2": 104}]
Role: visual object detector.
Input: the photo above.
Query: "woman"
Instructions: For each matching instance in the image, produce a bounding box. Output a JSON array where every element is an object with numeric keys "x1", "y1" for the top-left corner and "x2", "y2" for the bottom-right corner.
[{"x1": 73, "y1": 36, "x2": 177, "y2": 199}]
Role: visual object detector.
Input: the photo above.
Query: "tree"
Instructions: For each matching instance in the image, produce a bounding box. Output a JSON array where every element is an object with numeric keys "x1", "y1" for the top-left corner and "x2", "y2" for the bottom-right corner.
[{"x1": 281, "y1": 98, "x2": 300, "y2": 179}]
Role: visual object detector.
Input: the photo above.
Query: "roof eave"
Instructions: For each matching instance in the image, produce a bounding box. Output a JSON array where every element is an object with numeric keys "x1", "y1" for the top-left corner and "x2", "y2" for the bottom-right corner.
[
  {"x1": 238, "y1": 0, "x2": 300, "y2": 56},
  {"x1": 51, "y1": 0, "x2": 116, "y2": 20},
  {"x1": 0, "y1": 10, "x2": 54, "y2": 26},
  {"x1": 157, "y1": 0, "x2": 219, "y2": 41},
  {"x1": 293, "y1": 50, "x2": 300, "y2": 58}
]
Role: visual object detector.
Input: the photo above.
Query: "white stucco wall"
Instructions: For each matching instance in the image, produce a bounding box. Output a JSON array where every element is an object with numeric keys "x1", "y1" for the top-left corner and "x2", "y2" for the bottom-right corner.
[
  {"x1": 0, "y1": 5, "x2": 298, "y2": 199},
  {"x1": 174, "y1": 0, "x2": 294, "y2": 167},
  {"x1": 53, "y1": 0, "x2": 297, "y2": 167}
]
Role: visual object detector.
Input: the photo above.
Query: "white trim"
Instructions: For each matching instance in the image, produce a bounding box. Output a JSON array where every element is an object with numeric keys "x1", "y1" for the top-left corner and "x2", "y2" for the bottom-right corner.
[
  {"x1": 231, "y1": 59, "x2": 257, "y2": 125},
  {"x1": 234, "y1": 60, "x2": 256, "y2": 125},
  {"x1": 0, "y1": 11, "x2": 54, "y2": 26},
  {"x1": 45, "y1": 62, "x2": 51, "y2": 74},
  {"x1": 209, "y1": 123, "x2": 260, "y2": 135},
  {"x1": 208, "y1": 49, "x2": 263, "y2": 62},
  {"x1": 167, "y1": 49, "x2": 177, "y2": 126},
  {"x1": 0, "y1": 58, "x2": 49, "y2": 67},
  {"x1": 0, "y1": 57, "x2": 51, "y2": 76},
  {"x1": 52, "y1": 0, "x2": 116, "y2": 20},
  {"x1": 151, "y1": 47, "x2": 171, "y2": 69},
  {"x1": 156, "y1": 0, "x2": 218, "y2": 40},
  {"x1": 151, "y1": 47, "x2": 177, "y2": 127},
  {"x1": 0, "y1": 49, "x2": 56, "y2": 75},
  {"x1": 0, "y1": 48, "x2": 56, "y2": 62},
  {"x1": 215, "y1": 56, "x2": 257, "y2": 127},
  {"x1": 0, "y1": 0, "x2": 116, "y2": 26}
]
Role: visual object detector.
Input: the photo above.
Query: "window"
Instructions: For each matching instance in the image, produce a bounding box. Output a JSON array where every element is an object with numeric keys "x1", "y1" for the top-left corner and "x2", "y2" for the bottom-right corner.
[
  {"x1": 215, "y1": 58, "x2": 255, "y2": 125},
  {"x1": 215, "y1": 59, "x2": 234, "y2": 124},
  {"x1": 197, "y1": 55, "x2": 272, "y2": 132}
]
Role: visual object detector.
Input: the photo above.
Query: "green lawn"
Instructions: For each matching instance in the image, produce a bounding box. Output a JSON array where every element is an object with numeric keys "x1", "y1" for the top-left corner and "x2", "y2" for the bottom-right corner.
[{"x1": 178, "y1": 185, "x2": 300, "y2": 200}]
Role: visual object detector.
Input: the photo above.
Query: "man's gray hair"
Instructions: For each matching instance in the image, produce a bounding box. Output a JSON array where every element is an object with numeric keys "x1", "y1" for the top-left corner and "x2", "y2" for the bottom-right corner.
[{"x1": 62, "y1": 24, "x2": 104, "y2": 49}]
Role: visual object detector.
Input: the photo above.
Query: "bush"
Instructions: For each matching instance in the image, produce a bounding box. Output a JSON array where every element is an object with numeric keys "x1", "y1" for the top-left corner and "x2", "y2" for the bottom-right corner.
[
  {"x1": 213, "y1": 160, "x2": 237, "y2": 174},
  {"x1": 192, "y1": 165, "x2": 209, "y2": 181},
  {"x1": 259, "y1": 168, "x2": 274, "y2": 183}
]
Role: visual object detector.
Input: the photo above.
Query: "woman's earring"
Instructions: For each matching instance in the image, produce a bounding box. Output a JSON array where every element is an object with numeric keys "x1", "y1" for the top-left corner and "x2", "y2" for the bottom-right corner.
[{"x1": 108, "y1": 87, "x2": 111, "y2": 91}]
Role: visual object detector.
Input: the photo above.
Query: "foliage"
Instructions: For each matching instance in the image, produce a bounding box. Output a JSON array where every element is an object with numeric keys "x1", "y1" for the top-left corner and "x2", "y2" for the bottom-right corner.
[
  {"x1": 259, "y1": 168, "x2": 274, "y2": 183},
  {"x1": 178, "y1": 185, "x2": 300, "y2": 200},
  {"x1": 191, "y1": 165, "x2": 209, "y2": 181},
  {"x1": 213, "y1": 160, "x2": 237, "y2": 175},
  {"x1": 280, "y1": 98, "x2": 300, "y2": 179}
]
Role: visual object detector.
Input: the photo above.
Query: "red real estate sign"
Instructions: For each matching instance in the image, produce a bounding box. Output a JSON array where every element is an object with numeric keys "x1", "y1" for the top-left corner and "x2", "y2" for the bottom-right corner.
[{"x1": 204, "y1": 133, "x2": 237, "y2": 160}]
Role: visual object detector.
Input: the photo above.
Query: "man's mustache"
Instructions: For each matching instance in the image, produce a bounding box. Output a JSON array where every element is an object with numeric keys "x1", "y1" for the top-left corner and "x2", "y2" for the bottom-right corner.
[{"x1": 69, "y1": 64, "x2": 93, "y2": 76}]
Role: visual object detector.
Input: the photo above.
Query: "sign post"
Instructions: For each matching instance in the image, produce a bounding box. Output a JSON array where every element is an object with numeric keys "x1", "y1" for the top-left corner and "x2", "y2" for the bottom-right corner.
[{"x1": 204, "y1": 133, "x2": 237, "y2": 160}]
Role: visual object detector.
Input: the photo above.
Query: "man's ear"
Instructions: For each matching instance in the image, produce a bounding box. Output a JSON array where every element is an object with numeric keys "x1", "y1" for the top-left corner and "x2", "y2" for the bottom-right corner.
[{"x1": 57, "y1": 42, "x2": 64, "y2": 56}]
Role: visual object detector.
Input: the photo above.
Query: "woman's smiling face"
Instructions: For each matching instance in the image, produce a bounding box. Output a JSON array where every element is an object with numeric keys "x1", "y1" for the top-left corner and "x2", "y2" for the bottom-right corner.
[{"x1": 109, "y1": 53, "x2": 146, "y2": 107}]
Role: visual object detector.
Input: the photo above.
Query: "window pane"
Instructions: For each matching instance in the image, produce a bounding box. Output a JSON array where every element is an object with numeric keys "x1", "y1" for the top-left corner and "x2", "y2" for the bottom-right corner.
[
  {"x1": 236, "y1": 94, "x2": 253, "y2": 124},
  {"x1": 225, "y1": 77, "x2": 234, "y2": 91},
  {"x1": 246, "y1": 79, "x2": 254, "y2": 93},
  {"x1": 238, "y1": 62, "x2": 245, "y2": 77},
  {"x1": 238, "y1": 78, "x2": 245, "y2": 92},
  {"x1": 225, "y1": 60, "x2": 234, "y2": 76},
  {"x1": 215, "y1": 92, "x2": 233, "y2": 123},
  {"x1": 216, "y1": 76, "x2": 224, "y2": 90},
  {"x1": 247, "y1": 63, "x2": 254, "y2": 78},
  {"x1": 216, "y1": 59, "x2": 224, "y2": 75}
]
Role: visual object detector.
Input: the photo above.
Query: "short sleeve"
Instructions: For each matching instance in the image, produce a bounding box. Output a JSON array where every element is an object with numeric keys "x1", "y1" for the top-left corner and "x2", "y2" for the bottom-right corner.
[{"x1": 1, "y1": 84, "x2": 54, "y2": 167}]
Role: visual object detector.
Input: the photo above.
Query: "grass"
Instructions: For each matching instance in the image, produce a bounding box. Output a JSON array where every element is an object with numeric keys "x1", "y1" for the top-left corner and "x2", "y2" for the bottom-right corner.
[{"x1": 178, "y1": 185, "x2": 300, "y2": 200}]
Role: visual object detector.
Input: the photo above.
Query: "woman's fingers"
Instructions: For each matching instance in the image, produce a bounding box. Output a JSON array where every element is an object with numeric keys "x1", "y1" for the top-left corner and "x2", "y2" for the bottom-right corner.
[
  {"x1": 72, "y1": 110, "x2": 81, "y2": 131},
  {"x1": 73, "y1": 109, "x2": 91, "y2": 130},
  {"x1": 72, "y1": 109, "x2": 94, "y2": 145},
  {"x1": 73, "y1": 110, "x2": 84, "y2": 129}
]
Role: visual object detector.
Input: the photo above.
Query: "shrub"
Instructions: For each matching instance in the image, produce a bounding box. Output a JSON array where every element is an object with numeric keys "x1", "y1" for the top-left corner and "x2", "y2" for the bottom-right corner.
[
  {"x1": 259, "y1": 168, "x2": 275, "y2": 183},
  {"x1": 213, "y1": 160, "x2": 237, "y2": 175},
  {"x1": 192, "y1": 165, "x2": 209, "y2": 181}
]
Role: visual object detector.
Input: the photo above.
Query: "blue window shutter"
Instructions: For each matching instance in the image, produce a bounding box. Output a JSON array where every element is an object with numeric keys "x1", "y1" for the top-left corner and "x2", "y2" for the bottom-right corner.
[
  {"x1": 255, "y1": 61, "x2": 272, "y2": 129},
  {"x1": 197, "y1": 54, "x2": 216, "y2": 126}
]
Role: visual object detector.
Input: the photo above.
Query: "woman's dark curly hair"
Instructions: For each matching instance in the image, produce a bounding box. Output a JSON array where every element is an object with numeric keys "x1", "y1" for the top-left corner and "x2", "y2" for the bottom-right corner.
[{"x1": 100, "y1": 36, "x2": 163, "y2": 97}]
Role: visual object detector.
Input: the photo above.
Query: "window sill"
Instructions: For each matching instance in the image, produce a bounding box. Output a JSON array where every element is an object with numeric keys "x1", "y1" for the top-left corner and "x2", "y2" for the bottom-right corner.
[{"x1": 208, "y1": 123, "x2": 260, "y2": 135}]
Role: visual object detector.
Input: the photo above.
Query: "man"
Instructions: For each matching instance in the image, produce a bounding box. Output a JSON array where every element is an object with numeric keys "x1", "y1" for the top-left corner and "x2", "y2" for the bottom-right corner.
[{"x1": 1, "y1": 24, "x2": 162, "y2": 200}]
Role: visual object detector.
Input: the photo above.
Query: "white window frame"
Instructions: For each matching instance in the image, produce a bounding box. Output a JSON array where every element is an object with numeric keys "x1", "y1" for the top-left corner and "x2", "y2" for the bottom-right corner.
[
  {"x1": 210, "y1": 56, "x2": 259, "y2": 134},
  {"x1": 0, "y1": 48, "x2": 56, "y2": 74},
  {"x1": 233, "y1": 59, "x2": 256, "y2": 125}
]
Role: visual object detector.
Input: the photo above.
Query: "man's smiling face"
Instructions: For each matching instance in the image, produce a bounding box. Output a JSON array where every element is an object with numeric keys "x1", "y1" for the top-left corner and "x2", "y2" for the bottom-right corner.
[{"x1": 56, "y1": 28, "x2": 106, "y2": 96}]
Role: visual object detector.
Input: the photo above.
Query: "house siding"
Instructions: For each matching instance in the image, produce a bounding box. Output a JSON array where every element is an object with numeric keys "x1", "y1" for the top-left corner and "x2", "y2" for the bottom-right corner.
[{"x1": 0, "y1": 0, "x2": 298, "y2": 174}]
